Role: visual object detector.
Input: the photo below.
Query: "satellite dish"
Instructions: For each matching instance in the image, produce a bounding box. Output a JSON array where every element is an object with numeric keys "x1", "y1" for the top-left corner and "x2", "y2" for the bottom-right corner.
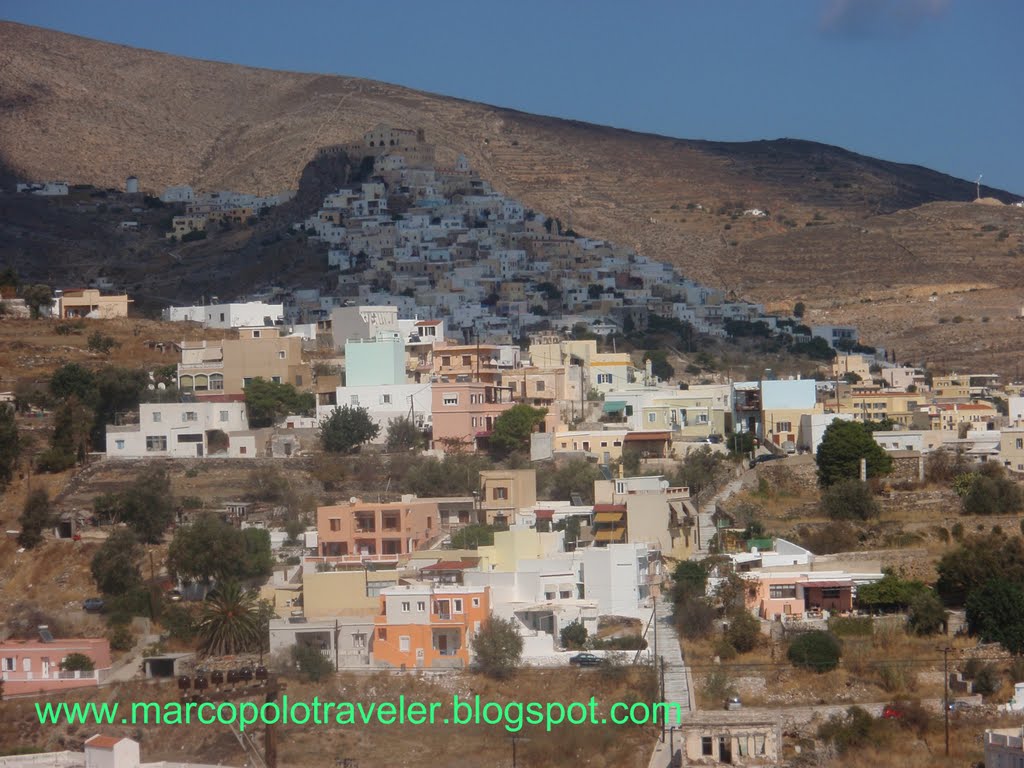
[{"x1": 350, "y1": 497, "x2": 359, "y2": 504}]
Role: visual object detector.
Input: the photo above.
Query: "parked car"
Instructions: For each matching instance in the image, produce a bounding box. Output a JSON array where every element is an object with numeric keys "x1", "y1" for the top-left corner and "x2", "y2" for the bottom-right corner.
[
  {"x1": 748, "y1": 454, "x2": 784, "y2": 469},
  {"x1": 166, "y1": 589, "x2": 183, "y2": 603},
  {"x1": 82, "y1": 597, "x2": 105, "y2": 613},
  {"x1": 569, "y1": 653, "x2": 601, "y2": 667},
  {"x1": 725, "y1": 696, "x2": 742, "y2": 711},
  {"x1": 882, "y1": 705, "x2": 904, "y2": 719}
]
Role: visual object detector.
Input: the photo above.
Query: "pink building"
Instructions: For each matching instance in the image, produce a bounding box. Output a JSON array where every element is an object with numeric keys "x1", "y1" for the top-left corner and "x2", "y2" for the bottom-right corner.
[
  {"x1": 430, "y1": 380, "x2": 516, "y2": 450},
  {"x1": 0, "y1": 637, "x2": 111, "y2": 695},
  {"x1": 745, "y1": 573, "x2": 856, "y2": 621}
]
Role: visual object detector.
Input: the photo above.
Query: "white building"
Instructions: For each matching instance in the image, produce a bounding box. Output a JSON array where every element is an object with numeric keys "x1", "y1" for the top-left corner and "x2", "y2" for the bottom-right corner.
[
  {"x1": 106, "y1": 402, "x2": 255, "y2": 459},
  {"x1": 985, "y1": 727, "x2": 1024, "y2": 768},
  {"x1": 320, "y1": 383, "x2": 433, "y2": 439},
  {"x1": 163, "y1": 301, "x2": 284, "y2": 329},
  {"x1": 16, "y1": 181, "x2": 69, "y2": 196},
  {"x1": 160, "y1": 185, "x2": 195, "y2": 203}
]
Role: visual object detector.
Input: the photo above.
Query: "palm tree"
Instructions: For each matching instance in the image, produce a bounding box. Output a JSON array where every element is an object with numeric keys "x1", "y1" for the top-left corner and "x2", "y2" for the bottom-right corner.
[{"x1": 196, "y1": 582, "x2": 262, "y2": 657}]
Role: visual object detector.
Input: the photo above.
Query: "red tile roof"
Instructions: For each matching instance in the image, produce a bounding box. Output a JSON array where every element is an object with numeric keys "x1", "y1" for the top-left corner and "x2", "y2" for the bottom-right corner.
[{"x1": 85, "y1": 735, "x2": 127, "y2": 749}]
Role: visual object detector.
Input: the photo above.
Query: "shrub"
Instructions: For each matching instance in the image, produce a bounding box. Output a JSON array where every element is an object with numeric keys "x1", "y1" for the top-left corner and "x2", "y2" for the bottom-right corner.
[
  {"x1": 560, "y1": 620, "x2": 588, "y2": 650},
  {"x1": 108, "y1": 625, "x2": 135, "y2": 652},
  {"x1": 701, "y1": 667, "x2": 736, "y2": 704},
  {"x1": 787, "y1": 631, "x2": 841, "y2": 672},
  {"x1": 291, "y1": 644, "x2": 334, "y2": 682},
  {"x1": 675, "y1": 598, "x2": 715, "y2": 640},
  {"x1": 470, "y1": 616, "x2": 523, "y2": 679},
  {"x1": 828, "y1": 616, "x2": 873, "y2": 637},
  {"x1": 817, "y1": 706, "x2": 876, "y2": 754},
  {"x1": 59, "y1": 652, "x2": 95, "y2": 672},
  {"x1": 972, "y1": 663, "x2": 1001, "y2": 695},
  {"x1": 591, "y1": 635, "x2": 647, "y2": 651},
  {"x1": 820, "y1": 479, "x2": 881, "y2": 521},
  {"x1": 725, "y1": 611, "x2": 761, "y2": 653},
  {"x1": 713, "y1": 639, "x2": 737, "y2": 661},
  {"x1": 907, "y1": 591, "x2": 947, "y2": 635},
  {"x1": 878, "y1": 662, "x2": 917, "y2": 694}
]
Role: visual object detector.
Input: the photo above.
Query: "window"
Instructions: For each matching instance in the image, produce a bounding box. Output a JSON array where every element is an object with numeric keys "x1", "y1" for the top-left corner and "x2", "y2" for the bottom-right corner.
[
  {"x1": 377, "y1": 628, "x2": 386, "y2": 641},
  {"x1": 600, "y1": 441, "x2": 608, "y2": 448},
  {"x1": 177, "y1": 433, "x2": 202, "y2": 443},
  {"x1": 453, "y1": 599, "x2": 463, "y2": 613},
  {"x1": 239, "y1": 446, "x2": 247, "y2": 455},
  {"x1": 1017, "y1": 439, "x2": 1023, "y2": 450},
  {"x1": 220, "y1": 410, "x2": 229, "y2": 422},
  {"x1": 769, "y1": 584, "x2": 797, "y2": 599},
  {"x1": 271, "y1": 376, "x2": 281, "y2": 384},
  {"x1": 151, "y1": 411, "x2": 162, "y2": 423},
  {"x1": 417, "y1": 601, "x2": 426, "y2": 612},
  {"x1": 462, "y1": 355, "x2": 472, "y2": 366},
  {"x1": 701, "y1": 737, "x2": 713, "y2": 756},
  {"x1": 536, "y1": 380, "x2": 545, "y2": 392},
  {"x1": 295, "y1": 375, "x2": 303, "y2": 387},
  {"x1": 209, "y1": 374, "x2": 224, "y2": 391},
  {"x1": 278, "y1": 351, "x2": 286, "y2": 359},
  {"x1": 597, "y1": 373, "x2": 612, "y2": 384},
  {"x1": 350, "y1": 395, "x2": 360, "y2": 405},
  {"x1": 2, "y1": 657, "x2": 14, "y2": 671},
  {"x1": 252, "y1": 330, "x2": 261, "y2": 338},
  {"x1": 698, "y1": 413, "x2": 709, "y2": 424},
  {"x1": 330, "y1": 519, "x2": 341, "y2": 532},
  {"x1": 243, "y1": 377, "x2": 253, "y2": 388},
  {"x1": 443, "y1": 393, "x2": 459, "y2": 406},
  {"x1": 381, "y1": 394, "x2": 392, "y2": 405},
  {"x1": 401, "y1": 601, "x2": 410, "y2": 613},
  {"x1": 648, "y1": 412, "x2": 657, "y2": 423},
  {"x1": 776, "y1": 421, "x2": 791, "y2": 433},
  {"x1": 492, "y1": 487, "x2": 508, "y2": 500},
  {"x1": 441, "y1": 356, "x2": 451, "y2": 367},
  {"x1": 183, "y1": 411, "x2": 198, "y2": 422},
  {"x1": 821, "y1": 587, "x2": 842, "y2": 599},
  {"x1": 472, "y1": 597, "x2": 480, "y2": 608},
  {"x1": 115, "y1": 440, "x2": 125, "y2": 450},
  {"x1": 399, "y1": 636, "x2": 410, "y2": 652},
  {"x1": 146, "y1": 436, "x2": 167, "y2": 452}
]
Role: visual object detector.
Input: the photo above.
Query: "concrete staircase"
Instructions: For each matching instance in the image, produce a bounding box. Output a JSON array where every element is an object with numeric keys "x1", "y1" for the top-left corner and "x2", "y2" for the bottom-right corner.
[{"x1": 650, "y1": 597, "x2": 693, "y2": 725}]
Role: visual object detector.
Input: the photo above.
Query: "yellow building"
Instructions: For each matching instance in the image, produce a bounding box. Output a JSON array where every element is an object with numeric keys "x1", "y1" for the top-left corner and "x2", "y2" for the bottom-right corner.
[
  {"x1": 301, "y1": 569, "x2": 402, "y2": 619},
  {"x1": 53, "y1": 289, "x2": 131, "y2": 319},
  {"x1": 474, "y1": 528, "x2": 565, "y2": 572},
  {"x1": 177, "y1": 327, "x2": 311, "y2": 395},
  {"x1": 478, "y1": 469, "x2": 537, "y2": 525},
  {"x1": 834, "y1": 390, "x2": 922, "y2": 428}
]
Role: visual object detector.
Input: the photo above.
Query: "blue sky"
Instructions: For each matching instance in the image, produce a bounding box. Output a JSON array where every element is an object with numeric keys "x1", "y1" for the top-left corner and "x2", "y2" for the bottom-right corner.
[{"x1": 3, "y1": 0, "x2": 1022, "y2": 193}]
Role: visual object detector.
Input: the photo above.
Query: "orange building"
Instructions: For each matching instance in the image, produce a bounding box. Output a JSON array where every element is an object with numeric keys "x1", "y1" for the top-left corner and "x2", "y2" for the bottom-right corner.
[
  {"x1": 317, "y1": 496, "x2": 475, "y2": 561},
  {"x1": 430, "y1": 380, "x2": 516, "y2": 450},
  {"x1": 372, "y1": 584, "x2": 490, "y2": 669}
]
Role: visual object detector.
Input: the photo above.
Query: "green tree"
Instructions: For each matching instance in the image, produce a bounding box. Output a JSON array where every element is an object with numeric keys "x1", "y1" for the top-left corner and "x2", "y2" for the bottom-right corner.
[
  {"x1": 787, "y1": 630, "x2": 841, "y2": 672},
  {"x1": 17, "y1": 489, "x2": 52, "y2": 549},
  {"x1": 960, "y1": 465, "x2": 1023, "y2": 516},
  {"x1": 489, "y1": 404, "x2": 548, "y2": 458},
  {"x1": 385, "y1": 416, "x2": 426, "y2": 453},
  {"x1": 815, "y1": 420, "x2": 892, "y2": 487},
  {"x1": 168, "y1": 512, "x2": 273, "y2": 585},
  {"x1": 244, "y1": 378, "x2": 315, "y2": 428},
  {"x1": 856, "y1": 572, "x2": 929, "y2": 612},
  {"x1": 101, "y1": 467, "x2": 175, "y2": 544},
  {"x1": 819, "y1": 479, "x2": 881, "y2": 521},
  {"x1": 0, "y1": 406, "x2": 20, "y2": 490},
  {"x1": 671, "y1": 446, "x2": 724, "y2": 496},
  {"x1": 90, "y1": 367, "x2": 150, "y2": 450},
  {"x1": 935, "y1": 533, "x2": 1024, "y2": 606},
  {"x1": 470, "y1": 615, "x2": 523, "y2": 678},
  {"x1": 726, "y1": 611, "x2": 761, "y2": 654},
  {"x1": 39, "y1": 396, "x2": 94, "y2": 471},
  {"x1": 966, "y1": 580, "x2": 1024, "y2": 655},
  {"x1": 21, "y1": 284, "x2": 53, "y2": 319},
  {"x1": 555, "y1": 515, "x2": 582, "y2": 551},
  {"x1": 91, "y1": 529, "x2": 144, "y2": 595},
  {"x1": 793, "y1": 301, "x2": 806, "y2": 318},
  {"x1": 450, "y1": 524, "x2": 496, "y2": 550},
  {"x1": 542, "y1": 459, "x2": 602, "y2": 504},
  {"x1": 241, "y1": 527, "x2": 274, "y2": 580},
  {"x1": 291, "y1": 644, "x2": 334, "y2": 681},
  {"x1": 670, "y1": 560, "x2": 708, "y2": 605},
  {"x1": 86, "y1": 332, "x2": 119, "y2": 355},
  {"x1": 644, "y1": 350, "x2": 674, "y2": 381},
  {"x1": 560, "y1": 619, "x2": 588, "y2": 650},
  {"x1": 196, "y1": 583, "x2": 262, "y2": 657},
  {"x1": 49, "y1": 363, "x2": 98, "y2": 404},
  {"x1": 319, "y1": 405, "x2": 380, "y2": 453},
  {"x1": 907, "y1": 590, "x2": 947, "y2": 636},
  {"x1": 59, "y1": 653, "x2": 95, "y2": 672}
]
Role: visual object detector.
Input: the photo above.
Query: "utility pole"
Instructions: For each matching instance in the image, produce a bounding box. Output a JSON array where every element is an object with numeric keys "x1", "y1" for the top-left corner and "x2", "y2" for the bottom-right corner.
[{"x1": 939, "y1": 645, "x2": 952, "y2": 756}]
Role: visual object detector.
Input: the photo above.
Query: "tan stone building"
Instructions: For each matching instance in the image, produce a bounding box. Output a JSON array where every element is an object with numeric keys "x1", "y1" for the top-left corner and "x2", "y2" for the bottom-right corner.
[
  {"x1": 478, "y1": 469, "x2": 537, "y2": 525},
  {"x1": 177, "y1": 327, "x2": 311, "y2": 395},
  {"x1": 52, "y1": 289, "x2": 131, "y2": 319}
]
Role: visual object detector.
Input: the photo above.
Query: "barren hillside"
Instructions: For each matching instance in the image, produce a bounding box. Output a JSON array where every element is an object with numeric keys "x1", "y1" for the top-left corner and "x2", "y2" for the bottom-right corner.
[{"x1": 1, "y1": 21, "x2": 1023, "y2": 373}]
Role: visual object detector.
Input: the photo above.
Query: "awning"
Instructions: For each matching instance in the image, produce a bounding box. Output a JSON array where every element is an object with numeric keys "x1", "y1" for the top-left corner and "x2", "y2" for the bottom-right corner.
[
  {"x1": 534, "y1": 509, "x2": 554, "y2": 520},
  {"x1": 802, "y1": 580, "x2": 852, "y2": 589},
  {"x1": 558, "y1": 583, "x2": 575, "y2": 592},
  {"x1": 602, "y1": 401, "x2": 627, "y2": 413},
  {"x1": 594, "y1": 511, "x2": 625, "y2": 523},
  {"x1": 594, "y1": 529, "x2": 627, "y2": 542},
  {"x1": 623, "y1": 431, "x2": 671, "y2": 442}
]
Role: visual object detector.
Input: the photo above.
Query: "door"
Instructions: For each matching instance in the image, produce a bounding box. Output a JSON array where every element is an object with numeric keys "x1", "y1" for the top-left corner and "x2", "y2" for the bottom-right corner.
[
  {"x1": 41, "y1": 657, "x2": 50, "y2": 677},
  {"x1": 437, "y1": 634, "x2": 448, "y2": 654}
]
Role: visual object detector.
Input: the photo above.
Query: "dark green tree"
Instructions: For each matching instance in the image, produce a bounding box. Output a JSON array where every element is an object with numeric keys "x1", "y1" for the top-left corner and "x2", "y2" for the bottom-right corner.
[
  {"x1": 17, "y1": 489, "x2": 52, "y2": 549},
  {"x1": 542, "y1": 459, "x2": 602, "y2": 504},
  {"x1": 725, "y1": 610, "x2": 761, "y2": 654},
  {"x1": 21, "y1": 284, "x2": 53, "y2": 319},
  {"x1": 671, "y1": 446, "x2": 724, "y2": 496},
  {"x1": 385, "y1": 416, "x2": 427, "y2": 453},
  {"x1": 966, "y1": 580, "x2": 1024, "y2": 654},
  {"x1": 450, "y1": 524, "x2": 496, "y2": 550},
  {"x1": 0, "y1": 405, "x2": 20, "y2": 490},
  {"x1": 908, "y1": 590, "x2": 947, "y2": 635},
  {"x1": 644, "y1": 350, "x2": 674, "y2": 381},
  {"x1": 560, "y1": 619, "x2": 588, "y2": 650},
  {"x1": 815, "y1": 420, "x2": 892, "y2": 486},
  {"x1": 49, "y1": 363, "x2": 98, "y2": 405},
  {"x1": 90, "y1": 367, "x2": 150, "y2": 450},
  {"x1": 793, "y1": 301, "x2": 806, "y2": 318},
  {"x1": 787, "y1": 630, "x2": 841, "y2": 672},
  {"x1": 819, "y1": 479, "x2": 881, "y2": 521},
  {"x1": 856, "y1": 572, "x2": 929, "y2": 612},
  {"x1": 489, "y1": 404, "x2": 548, "y2": 458},
  {"x1": 38, "y1": 396, "x2": 94, "y2": 471},
  {"x1": 291, "y1": 644, "x2": 334, "y2": 681},
  {"x1": 91, "y1": 529, "x2": 144, "y2": 595},
  {"x1": 168, "y1": 512, "x2": 270, "y2": 585},
  {"x1": 319, "y1": 405, "x2": 380, "y2": 453},
  {"x1": 470, "y1": 615, "x2": 524, "y2": 678},
  {"x1": 103, "y1": 467, "x2": 175, "y2": 544},
  {"x1": 935, "y1": 533, "x2": 1024, "y2": 606},
  {"x1": 59, "y1": 653, "x2": 96, "y2": 672},
  {"x1": 244, "y1": 378, "x2": 315, "y2": 428},
  {"x1": 195, "y1": 583, "x2": 262, "y2": 657},
  {"x1": 670, "y1": 560, "x2": 708, "y2": 605}
]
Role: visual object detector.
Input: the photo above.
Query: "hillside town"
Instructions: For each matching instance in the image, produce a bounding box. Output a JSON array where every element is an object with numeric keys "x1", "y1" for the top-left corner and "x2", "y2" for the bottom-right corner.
[{"x1": 3, "y1": 125, "x2": 1024, "y2": 768}]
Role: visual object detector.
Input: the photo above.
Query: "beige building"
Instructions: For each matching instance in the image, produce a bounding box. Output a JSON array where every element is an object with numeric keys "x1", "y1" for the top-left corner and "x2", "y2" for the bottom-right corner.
[
  {"x1": 301, "y1": 568, "x2": 402, "y2": 618},
  {"x1": 52, "y1": 289, "x2": 131, "y2": 319},
  {"x1": 592, "y1": 475, "x2": 695, "y2": 560},
  {"x1": 177, "y1": 327, "x2": 311, "y2": 395},
  {"x1": 834, "y1": 390, "x2": 922, "y2": 428},
  {"x1": 1001, "y1": 427, "x2": 1024, "y2": 473},
  {"x1": 478, "y1": 469, "x2": 537, "y2": 525}
]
